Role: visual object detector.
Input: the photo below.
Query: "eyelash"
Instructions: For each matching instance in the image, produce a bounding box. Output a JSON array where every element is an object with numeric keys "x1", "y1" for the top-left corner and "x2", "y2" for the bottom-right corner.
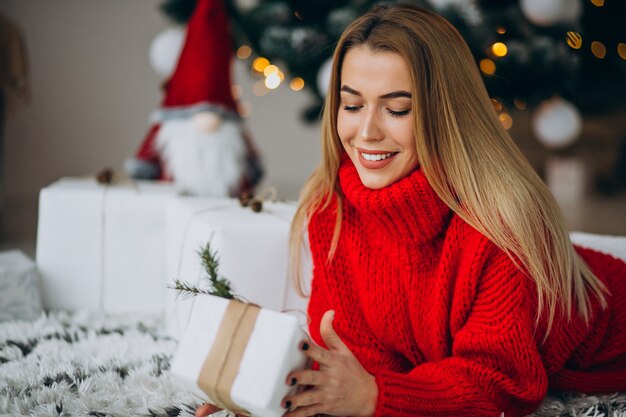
[{"x1": 342, "y1": 106, "x2": 411, "y2": 117}]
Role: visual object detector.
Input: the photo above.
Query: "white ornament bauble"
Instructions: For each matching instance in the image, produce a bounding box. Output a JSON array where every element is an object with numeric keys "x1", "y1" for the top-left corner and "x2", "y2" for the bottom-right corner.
[
  {"x1": 317, "y1": 58, "x2": 333, "y2": 97},
  {"x1": 520, "y1": 0, "x2": 566, "y2": 26},
  {"x1": 235, "y1": 0, "x2": 259, "y2": 12},
  {"x1": 561, "y1": 0, "x2": 583, "y2": 23},
  {"x1": 532, "y1": 98, "x2": 582, "y2": 149},
  {"x1": 429, "y1": 0, "x2": 472, "y2": 9},
  {"x1": 149, "y1": 28, "x2": 185, "y2": 78}
]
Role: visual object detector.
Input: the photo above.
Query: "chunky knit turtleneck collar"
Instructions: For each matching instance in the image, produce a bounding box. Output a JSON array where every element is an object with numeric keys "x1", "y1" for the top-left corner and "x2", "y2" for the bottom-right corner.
[{"x1": 338, "y1": 152, "x2": 452, "y2": 245}]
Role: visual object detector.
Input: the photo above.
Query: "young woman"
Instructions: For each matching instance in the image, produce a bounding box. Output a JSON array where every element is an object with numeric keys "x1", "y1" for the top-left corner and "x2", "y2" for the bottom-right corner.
[{"x1": 198, "y1": 4, "x2": 626, "y2": 417}]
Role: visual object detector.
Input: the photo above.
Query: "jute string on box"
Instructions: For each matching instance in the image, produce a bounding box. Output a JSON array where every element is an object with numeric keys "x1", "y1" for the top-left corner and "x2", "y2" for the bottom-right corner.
[
  {"x1": 197, "y1": 301, "x2": 260, "y2": 415},
  {"x1": 172, "y1": 191, "x2": 297, "y2": 333},
  {"x1": 96, "y1": 171, "x2": 140, "y2": 311},
  {"x1": 171, "y1": 191, "x2": 311, "y2": 413}
]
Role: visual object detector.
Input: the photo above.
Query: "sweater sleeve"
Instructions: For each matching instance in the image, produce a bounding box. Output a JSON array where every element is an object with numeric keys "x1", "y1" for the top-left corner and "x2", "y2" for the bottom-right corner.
[{"x1": 373, "y1": 249, "x2": 548, "y2": 417}]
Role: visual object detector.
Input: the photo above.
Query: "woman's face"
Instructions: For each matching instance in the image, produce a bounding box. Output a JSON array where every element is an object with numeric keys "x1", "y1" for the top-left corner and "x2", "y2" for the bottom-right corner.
[{"x1": 337, "y1": 45, "x2": 419, "y2": 189}]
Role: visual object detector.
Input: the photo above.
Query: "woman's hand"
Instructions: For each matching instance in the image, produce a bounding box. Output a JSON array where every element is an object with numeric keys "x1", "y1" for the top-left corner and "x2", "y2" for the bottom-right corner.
[
  {"x1": 195, "y1": 403, "x2": 244, "y2": 417},
  {"x1": 282, "y1": 310, "x2": 378, "y2": 417}
]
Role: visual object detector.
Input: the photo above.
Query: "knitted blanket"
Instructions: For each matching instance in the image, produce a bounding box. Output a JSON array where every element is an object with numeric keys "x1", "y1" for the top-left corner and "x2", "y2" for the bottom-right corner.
[{"x1": 0, "y1": 311, "x2": 625, "y2": 417}]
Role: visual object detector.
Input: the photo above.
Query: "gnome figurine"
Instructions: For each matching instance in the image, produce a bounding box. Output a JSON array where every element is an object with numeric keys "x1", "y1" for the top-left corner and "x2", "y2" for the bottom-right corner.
[{"x1": 126, "y1": 0, "x2": 263, "y2": 197}]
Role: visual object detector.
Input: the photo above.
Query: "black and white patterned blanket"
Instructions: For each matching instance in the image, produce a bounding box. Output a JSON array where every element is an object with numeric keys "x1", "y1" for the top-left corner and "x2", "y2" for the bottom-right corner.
[
  {"x1": 0, "y1": 311, "x2": 201, "y2": 417},
  {"x1": 1, "y1": 311, "x2": 625, "y2": 417}
]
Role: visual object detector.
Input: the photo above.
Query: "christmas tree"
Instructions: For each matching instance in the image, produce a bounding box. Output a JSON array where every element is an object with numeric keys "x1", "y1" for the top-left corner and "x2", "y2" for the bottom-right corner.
[{"x1": 158, "y1": 0, "x2": 625, "y2": 124}]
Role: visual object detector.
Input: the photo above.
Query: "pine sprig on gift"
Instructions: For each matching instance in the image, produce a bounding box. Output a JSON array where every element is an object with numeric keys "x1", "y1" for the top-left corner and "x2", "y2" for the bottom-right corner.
[
  {"x1": 170, "y1": 242, "x2": 236, "y2": 300},
  {"x1": 199, "y1": 243, "x2": 221, "y2": 285},
  {"x1": 171, "y1": 279, "x2": 213, "y2": 298},
  {"x1": 198, "y1": 243, "x2": 235, "y2": 299}
]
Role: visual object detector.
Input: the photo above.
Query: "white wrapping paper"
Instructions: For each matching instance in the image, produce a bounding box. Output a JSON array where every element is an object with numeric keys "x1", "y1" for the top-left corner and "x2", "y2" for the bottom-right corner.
[
  {"x1": 36, "y1": 177, "x2": 177, "y2": 313},
  {"x1": 170, "y1": 294, "x2": 308, "y2": 417},
  {"x1": 165, "y1": 198, "x2": 311, "y2": 338}
]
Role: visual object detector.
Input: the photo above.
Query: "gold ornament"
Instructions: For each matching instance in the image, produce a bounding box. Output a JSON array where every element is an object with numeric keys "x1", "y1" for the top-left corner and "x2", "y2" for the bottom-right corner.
[
  {"x1": 591, "y1": 41, "x2": 607, "y2": 59},
  {"x1": 617, "y1": 43, "x2": 626, "y2": 60},
  {"x1": 566, "y1": 31, "x2": 582, "y2": 49}
]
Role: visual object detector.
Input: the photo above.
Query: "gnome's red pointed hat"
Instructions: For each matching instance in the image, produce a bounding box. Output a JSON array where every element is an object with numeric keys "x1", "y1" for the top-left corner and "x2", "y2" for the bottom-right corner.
[
  {"x1": 131, "y1": 0, "x2": 244, "y2": 178},
  {"x1": 155, "y1": 0, "x2": 239, "y2": 121}
]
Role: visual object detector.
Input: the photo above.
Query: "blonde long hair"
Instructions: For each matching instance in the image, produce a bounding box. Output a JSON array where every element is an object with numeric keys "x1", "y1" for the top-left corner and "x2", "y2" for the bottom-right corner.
[{"x1": 289, "y1": 4, "x2": 607, "y2": 335}]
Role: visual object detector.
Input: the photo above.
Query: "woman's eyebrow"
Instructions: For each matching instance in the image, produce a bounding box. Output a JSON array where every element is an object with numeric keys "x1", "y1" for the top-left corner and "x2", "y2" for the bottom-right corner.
[{"x1": 340, "y1": 85, "x2": 412, "y2": 99}]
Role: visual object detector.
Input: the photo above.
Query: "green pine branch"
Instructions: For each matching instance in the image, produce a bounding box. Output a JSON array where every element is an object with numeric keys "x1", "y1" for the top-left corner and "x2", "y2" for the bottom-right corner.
[
  {"x1": 170, "y1": 279, "x2": 213, "y2": 299},
  {"x1": 199, "y1": 243, "x2": 220, "y2": 283},
  {"x1": 170, "y1": 241, "x2": 236, "y2": 300}
]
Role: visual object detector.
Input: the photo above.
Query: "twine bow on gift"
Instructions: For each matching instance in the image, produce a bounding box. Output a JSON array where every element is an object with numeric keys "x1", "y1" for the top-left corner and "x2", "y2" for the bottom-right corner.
[
  {"x1": 198, "y1": 300, "x2": 260, "y2": 415},
  {"x1": 92, "y1": 168, "x2": 140, "y2": 310},
  {"x1": 237, "y1": 187, "x2": 278, "y2": 213}
]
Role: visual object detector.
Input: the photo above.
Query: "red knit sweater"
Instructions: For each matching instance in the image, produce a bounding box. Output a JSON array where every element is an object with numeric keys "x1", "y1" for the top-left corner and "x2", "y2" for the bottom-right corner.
[{"x1": 306, "y1": 156, "x2": 626, "y2": 417}]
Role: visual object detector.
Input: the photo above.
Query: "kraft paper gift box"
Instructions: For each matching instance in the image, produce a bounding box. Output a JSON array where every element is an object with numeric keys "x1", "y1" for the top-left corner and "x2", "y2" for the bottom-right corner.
[
  {"x1": 170, "y1": 294, "x2": 308, "y2": 417},
  {"x1": 165, "y1": 198, "x2": 311, "y2": 338},
  {"x1": 36, "y1": 177, "x2": 177, "y2": 313}
]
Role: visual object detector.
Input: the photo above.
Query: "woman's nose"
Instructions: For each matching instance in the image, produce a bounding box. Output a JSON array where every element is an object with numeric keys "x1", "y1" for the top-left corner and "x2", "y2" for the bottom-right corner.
[{"x1": 359, "y1": 109, "x2": 384, "y2": 142}]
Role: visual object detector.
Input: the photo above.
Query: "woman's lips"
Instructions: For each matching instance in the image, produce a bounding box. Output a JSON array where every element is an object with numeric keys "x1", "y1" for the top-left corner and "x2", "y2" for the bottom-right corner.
[{"x1": 357, "y1": 149, "x2": 398, "y2": 169}]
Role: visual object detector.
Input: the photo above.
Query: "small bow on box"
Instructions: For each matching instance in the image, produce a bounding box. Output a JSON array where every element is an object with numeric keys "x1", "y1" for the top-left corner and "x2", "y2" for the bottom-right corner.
[{"x1": 237, "y1": 187, "x2": 278, "y2": 213}]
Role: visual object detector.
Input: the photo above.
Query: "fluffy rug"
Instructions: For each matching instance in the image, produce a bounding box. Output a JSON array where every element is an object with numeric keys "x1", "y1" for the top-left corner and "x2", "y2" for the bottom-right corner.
[
  {"x1": 0, "y1": 311, "x2": 202, "y2": 417},
  {"x1": 1, "y1": 311, "x2": 625, "y2": 417}
]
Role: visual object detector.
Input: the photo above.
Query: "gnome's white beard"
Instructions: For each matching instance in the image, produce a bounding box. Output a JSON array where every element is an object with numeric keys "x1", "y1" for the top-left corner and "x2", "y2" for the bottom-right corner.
[{"x1": 156, "y1": 118, "x2": 246, "y2": 197}]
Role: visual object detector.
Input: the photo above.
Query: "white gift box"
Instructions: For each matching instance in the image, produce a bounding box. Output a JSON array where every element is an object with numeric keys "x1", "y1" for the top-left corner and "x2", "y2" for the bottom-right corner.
[
  {"x1": 570, "y1": 231, "x2": 626, "y2": 262},
  {"x1": 165, "y1": 198, "x2": 311, "y2": 338},
  {"x1": 170, "y1": 294, "x2": 308, "y2": 417},
  {"x1": 36, "y1": 178, "x2": 177, "y2": 313}
]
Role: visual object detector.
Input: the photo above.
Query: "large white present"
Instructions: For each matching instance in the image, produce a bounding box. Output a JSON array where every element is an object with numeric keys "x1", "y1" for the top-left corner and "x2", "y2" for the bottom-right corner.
[
  {"x1": 170, "y1": 294, "x2": 308, "y2": 417},
  {"x1": 165, "y1": 198, "x2": 311, "y2": 338},
  {"x1": 570, "y1": 231, "x2": 626, "y2": 262},
  {"x1": 36, "y1": 177, "x2": 177, "y2": 313}
]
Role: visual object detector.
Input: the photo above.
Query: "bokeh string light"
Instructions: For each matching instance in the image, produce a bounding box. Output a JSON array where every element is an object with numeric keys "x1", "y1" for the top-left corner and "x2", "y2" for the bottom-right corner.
[
  {"x1": 480, "y1": 59, "x2": 496, "y2": 75},
  {"x1": 491, "y1": 42, "x2": 508, "y2": 57}
]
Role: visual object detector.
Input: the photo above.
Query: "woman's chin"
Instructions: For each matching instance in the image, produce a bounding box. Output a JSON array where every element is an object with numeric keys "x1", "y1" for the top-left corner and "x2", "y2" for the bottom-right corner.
[{"x1": 356, "y1": 170, "x2": 395, "y2": 189}]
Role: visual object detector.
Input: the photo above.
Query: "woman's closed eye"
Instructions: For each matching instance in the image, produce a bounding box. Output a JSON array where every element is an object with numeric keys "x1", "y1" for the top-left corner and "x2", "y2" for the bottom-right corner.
[
  {"x1": 388, "y1": 108, "x2": 411, "y2": 117},
  {"x1": 342, "y1": 105, "x2": 411, "y2": 117}
]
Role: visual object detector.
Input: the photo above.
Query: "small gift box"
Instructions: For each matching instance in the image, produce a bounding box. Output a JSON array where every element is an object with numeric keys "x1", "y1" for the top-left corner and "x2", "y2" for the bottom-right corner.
[
  {"x1": 36, "y1": 177, "x2": 177, "y2": 313},
  {"x1": 164, "y1": 198, "x2": 311, "y2": 338},
  {"x1": 170, "y1": 294, "x2": 308, "y2": 417}
]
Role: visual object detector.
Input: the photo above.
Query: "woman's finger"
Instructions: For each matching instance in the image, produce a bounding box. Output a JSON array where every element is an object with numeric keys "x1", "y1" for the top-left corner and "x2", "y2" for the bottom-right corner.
[
  {"x1": 319, "y1": 310, "x2": 349, "y2": 353},
  {"x1": 299, "y1": 340, "x2": 332, "y2": 366},
  {"x1": 195, "y1": 403, "x2": 222, "y2": 417},
  {"x1": 282, "y1": 387, "x2": 322, "y2": 410},
  {"x1": 282, "y1": 402, "x2": 325, "y2": 417},
  {"x1": 285, "y1": 369, "x2": 325, "y2": 387}
]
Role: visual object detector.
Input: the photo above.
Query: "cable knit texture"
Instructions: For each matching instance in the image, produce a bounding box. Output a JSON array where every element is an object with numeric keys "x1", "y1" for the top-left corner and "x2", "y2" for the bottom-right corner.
[{"x1": 306, "y1": 155, "x2": 626, "y2": 417}]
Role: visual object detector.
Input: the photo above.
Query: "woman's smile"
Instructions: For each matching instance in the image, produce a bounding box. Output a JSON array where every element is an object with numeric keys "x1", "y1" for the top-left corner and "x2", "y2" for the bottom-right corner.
[{"x1": 356, "y1": 147, "x2": 399, "y2": 169}]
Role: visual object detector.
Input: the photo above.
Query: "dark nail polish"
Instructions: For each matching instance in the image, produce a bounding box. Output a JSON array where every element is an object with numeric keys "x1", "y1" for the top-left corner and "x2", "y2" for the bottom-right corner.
[
  {"x1": 290, "y1": 377, "x2": 297, "y2": 386},
  {"x1": 301, "y1": 342, "x2": 309, "y2": 351},
  {"x1": 284, "y1": 400, "x2": 292, "y2": 409}
]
